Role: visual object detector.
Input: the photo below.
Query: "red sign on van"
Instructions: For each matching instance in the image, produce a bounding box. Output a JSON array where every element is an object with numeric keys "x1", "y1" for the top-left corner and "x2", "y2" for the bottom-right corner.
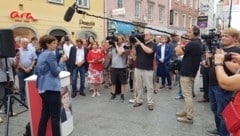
[{"x1": 10, "y1": 11, "x2": 38, "y2": 22}]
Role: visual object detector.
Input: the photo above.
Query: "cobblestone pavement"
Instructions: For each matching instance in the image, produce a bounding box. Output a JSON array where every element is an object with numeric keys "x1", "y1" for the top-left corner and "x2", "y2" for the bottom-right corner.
[{"x1": 0, "y1": 75, "x2": 217, "y2": 136}]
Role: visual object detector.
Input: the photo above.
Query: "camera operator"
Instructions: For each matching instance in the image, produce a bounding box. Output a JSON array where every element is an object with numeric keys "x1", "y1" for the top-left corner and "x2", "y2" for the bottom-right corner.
[
  {"x1": 206, "y1": 28, "x2": 240, "y2": 136},
  {"x1": 132, "y1": 31, "x2": 157, "y2": 111},
  {"x1": 109, "y1": 35, "x2": 129, "y2": 102},
  {"x1": 0, "y1": 55, "x2": 20, "y2": 123}
]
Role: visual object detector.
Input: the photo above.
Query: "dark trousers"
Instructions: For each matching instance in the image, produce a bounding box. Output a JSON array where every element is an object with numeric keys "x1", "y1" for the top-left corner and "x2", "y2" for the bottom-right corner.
[
  {"x1": 202, "y1": 68, "x2": 209, "y2": 100},
  {"x1": 18, "y1": 69, "x2": 32, "y2": 102},
  {"x1": 38, "y1": 91, "x2": 61, "y2": 136}
]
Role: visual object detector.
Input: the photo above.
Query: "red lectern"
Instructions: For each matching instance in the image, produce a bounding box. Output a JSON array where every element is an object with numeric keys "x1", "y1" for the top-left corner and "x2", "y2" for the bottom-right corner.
[{"x1": 25, "y1": 71, "x2": 72, "y2": 136}]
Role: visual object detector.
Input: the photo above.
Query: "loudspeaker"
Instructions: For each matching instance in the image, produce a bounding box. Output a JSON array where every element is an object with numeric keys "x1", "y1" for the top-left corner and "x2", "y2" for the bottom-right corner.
[{"x1": 0, "y1": 29, "x2": 16, "y2": 57}]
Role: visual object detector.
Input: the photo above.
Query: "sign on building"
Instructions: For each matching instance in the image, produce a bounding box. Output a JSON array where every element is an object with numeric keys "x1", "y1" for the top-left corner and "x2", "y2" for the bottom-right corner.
[{"x1": 197, "y1": 16, "x2": 208, "y2": 28}]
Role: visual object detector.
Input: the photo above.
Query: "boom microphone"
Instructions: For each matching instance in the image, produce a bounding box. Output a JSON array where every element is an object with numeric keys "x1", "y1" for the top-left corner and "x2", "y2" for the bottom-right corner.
[{"x1": 64, "y1": 3, "x2": 76, "y2": 22}]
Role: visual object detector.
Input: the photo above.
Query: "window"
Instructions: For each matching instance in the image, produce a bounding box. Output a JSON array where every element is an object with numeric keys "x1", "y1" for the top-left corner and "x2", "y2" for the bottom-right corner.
[
  {"x1": 147, "y1": 3, "x2": 153, "y2": 21},
  {"x1": 189, "y1": 16, "x2": 192, "y2": 27},
  {"x1": 117, "y1": 0, "x2": 124, "y2": 8},
  {"x1": 174, "y1": 11, "x2": 179, "y2": 27},
  {"x1": 135, "y1": 0, "x2": 141, "y2": 18},
  {"x1": 48, "y1": 0, "x2": 64, "y2": 4},
  {"x1": 76, "y1": 0, "x2": 90, "y2": 9},
  {"x1": 193, "y1": 17, "x2": 197, "y2": 25},
  {"x1": 189, "y1": 0, "x2": 193, "y2": 8},
  {"x1": 182, "y1": 0, "x2": 187, "y2": 5},
  {"x1": 182, "y1": 14, "x2": 186, "y2": 28},
  {"x1": 159, "y1": 6, "x2": 165, "y2": 22},
  {"x1": 194, "y1": 0, "x2": 198, "y2": 9}
]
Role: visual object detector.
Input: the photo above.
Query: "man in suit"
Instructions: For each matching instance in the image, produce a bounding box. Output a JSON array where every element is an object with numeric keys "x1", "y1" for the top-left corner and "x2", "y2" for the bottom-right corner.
[
  {"x1": 68, "y1": 39, "x2": 89, "y2": 97},
  {"x1": 156, "y1": 35, "x2": 173, "y2": 89}
]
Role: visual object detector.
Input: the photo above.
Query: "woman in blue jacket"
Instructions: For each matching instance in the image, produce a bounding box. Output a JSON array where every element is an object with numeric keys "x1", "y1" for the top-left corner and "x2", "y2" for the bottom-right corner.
[{"x1": 35, "y1": 35, "x2": 62, "y2": 136}]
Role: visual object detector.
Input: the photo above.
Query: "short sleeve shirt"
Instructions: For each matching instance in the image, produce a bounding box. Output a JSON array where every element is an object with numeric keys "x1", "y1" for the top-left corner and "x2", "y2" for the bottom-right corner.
[
  {"x1": 135, "y1": 41, "x2": 157, "y2": 70},
  {"x1": 180, "y1": 38, "x2": 202, "y2": 77}
]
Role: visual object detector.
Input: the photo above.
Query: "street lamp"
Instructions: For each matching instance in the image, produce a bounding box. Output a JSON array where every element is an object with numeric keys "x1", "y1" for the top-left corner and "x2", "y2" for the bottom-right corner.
[{"x1": 228, "y1": 0, "x2": 233, "y2": 28}]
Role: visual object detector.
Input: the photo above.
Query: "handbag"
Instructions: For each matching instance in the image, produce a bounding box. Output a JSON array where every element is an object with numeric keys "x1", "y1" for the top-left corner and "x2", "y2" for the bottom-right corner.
[{"x1": 222, "y1": 92, "x2": 240, "y2": 133}]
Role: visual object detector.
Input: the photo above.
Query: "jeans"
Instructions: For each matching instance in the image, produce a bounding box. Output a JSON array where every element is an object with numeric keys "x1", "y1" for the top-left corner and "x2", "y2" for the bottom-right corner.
[
  {"x1": 208, "y1": 86, "x2": 232, "y2": 136},
  {"x1": 71, "y1": 66, "x2": 86, "y2": 94}
]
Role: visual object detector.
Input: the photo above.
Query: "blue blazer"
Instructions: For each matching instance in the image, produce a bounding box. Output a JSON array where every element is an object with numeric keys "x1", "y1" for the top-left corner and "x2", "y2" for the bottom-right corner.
[
  {"x1": 156, "y1": 44, "x2": 173, "y2": 76},
  {"x1": 156, "y1": 44, "x2": 172, "y2": 63},
  {"x1": 35, "y1": 50, "x2": 61, "y2": 92}
]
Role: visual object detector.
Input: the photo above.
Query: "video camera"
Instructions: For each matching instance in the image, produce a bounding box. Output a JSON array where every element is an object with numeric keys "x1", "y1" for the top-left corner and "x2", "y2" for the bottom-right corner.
[
  {"x1": 201, "y1": 29, "x2": 221, "y2": 54},
  {"x1": 129, "y1": 31, "x2": 145, "y2": 44}
]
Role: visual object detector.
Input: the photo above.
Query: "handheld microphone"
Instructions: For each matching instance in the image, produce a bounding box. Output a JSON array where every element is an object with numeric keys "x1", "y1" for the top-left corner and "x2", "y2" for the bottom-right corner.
[{"x1": 64, "y1": 3, "x2": 76, "y2": 22}]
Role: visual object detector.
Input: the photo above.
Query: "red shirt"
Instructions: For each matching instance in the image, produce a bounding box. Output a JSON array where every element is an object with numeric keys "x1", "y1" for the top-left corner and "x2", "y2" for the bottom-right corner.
[{"x1": 87, "y1": 50, "x2": 104, "y2": 71}]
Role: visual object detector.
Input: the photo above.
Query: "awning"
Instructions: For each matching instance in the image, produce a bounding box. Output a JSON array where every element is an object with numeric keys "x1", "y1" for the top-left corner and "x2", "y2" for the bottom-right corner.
[{"x1": 112, "y1": 21, "x2": 134, "y2": 35}]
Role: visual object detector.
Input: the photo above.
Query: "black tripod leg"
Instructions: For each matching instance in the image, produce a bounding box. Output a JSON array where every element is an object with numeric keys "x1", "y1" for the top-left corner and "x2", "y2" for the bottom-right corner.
[
  {"x1": 5, "y1": 95, "x2": 11, "y2": 136},
  {"x1": 11, "y1": 95, "x2": 28, "y2": 109}
]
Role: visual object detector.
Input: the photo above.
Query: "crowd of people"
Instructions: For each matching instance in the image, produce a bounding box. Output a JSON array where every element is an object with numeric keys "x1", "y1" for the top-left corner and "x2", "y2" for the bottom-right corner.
[{"x1": 1, "y1": 26, "x2": 240, "y2": 136}]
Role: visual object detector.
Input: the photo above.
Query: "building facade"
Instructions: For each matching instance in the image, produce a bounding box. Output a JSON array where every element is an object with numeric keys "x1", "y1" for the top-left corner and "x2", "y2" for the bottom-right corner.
[
  {"x1": 0, "y1": 0, "x2": 105, "y2": 42},
  {"x1": 105, "y1": 0, "x2": 169, "y2": 36},
  {"x1": 198, "y1": 0, "x2": 216, "y2": 33},
  {"x1": 169, "y1": 0, "x2": 199, "y2": 34}
]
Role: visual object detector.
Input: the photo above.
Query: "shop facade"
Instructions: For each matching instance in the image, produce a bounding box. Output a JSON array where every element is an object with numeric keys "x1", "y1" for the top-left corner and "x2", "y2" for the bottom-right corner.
[{"x1": 0, "y1": 0, "x2": 105, "y2": 42}]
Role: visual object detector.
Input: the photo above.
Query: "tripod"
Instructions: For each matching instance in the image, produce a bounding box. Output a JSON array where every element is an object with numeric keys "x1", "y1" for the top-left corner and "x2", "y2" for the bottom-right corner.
[{"x1": 0, "y1": 57, "x2": 28, "y2": 136}]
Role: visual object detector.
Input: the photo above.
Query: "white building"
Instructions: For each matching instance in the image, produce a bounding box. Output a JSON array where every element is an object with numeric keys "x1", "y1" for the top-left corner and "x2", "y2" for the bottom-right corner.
[{"x1": 198, "y1": 0, "x2": 216, "y2": 33}]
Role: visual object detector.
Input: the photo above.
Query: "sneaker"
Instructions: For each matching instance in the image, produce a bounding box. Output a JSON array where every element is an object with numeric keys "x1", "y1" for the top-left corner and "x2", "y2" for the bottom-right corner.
[
  {"x1": 129, "y1": 99, "x2": 136, "y2": 104},
  {"x1": 92, "y1": 93, "x2": 96, "y2": 97},
  {"x1": 207, "y1": 129, "x2": 219, "y2": 135},
  {"x1": 96, "y1": 92, "x2": 100, "y2": 96},
  {"x1": 176, "y1": 111, "x2": 187, "y2": 117},
  {"x1": 0, "y1": 117, "x2": 3, "y2": 123},
  {"x1": 175, "y1": 96, "x2": 184, "y2": 99},
  {"x1": 177, "y1": 116, "x2": 193, "y2": 124},
  {"x1": 110, "y1": 94, "x2": 116, "y2": 100}
]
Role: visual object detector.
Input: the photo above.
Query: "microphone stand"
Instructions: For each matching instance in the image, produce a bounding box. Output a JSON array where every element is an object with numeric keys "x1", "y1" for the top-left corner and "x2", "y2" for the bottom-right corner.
[{"x1": 1, "y1": 57, "x2": 28, "y2": 136}]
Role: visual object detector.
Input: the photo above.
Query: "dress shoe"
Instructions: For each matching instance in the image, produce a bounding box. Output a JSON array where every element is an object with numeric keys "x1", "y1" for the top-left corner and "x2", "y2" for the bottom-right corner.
[
  {"x1": 198, "y1": 98, "x2": 209, "y2": 103},
  {"x1": 207, "y1": 129, "x2": 219, "y2": 135},
  {"x1": 79, "y1": 92, "x2": 86, "y2": 96},
  {"x1": 133, "y1": 102, "x2": 143, "y2": 107},
  {"x1": 71, "y1": 93, "x2": 77, "y2": 98},
  {"x1": 159, "y1": 85, "x2": 165, "y2": 89},
  {"x1": 148, "y1": 105, "x2": 154, "y2": 111},
  {"x1": 168, "y1": 86, "x2": 172, "y2": 90},
  {"x1": 0, "y1": 117, "x2": 3, "y2": 123},
  {"x1": 177, "y1": 116, "x2": 193, "y2": 124},
  {"x1": 176, "y1": 111, "x2": 187, "y2": 117}
]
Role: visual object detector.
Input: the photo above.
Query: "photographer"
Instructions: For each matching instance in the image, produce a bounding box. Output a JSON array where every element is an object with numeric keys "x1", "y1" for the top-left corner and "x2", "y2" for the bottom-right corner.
[
  {"x1": 214, "y1": 51, "x2": 240, "y2": 136},
  {"x1": 0, "y1": 55, "x2": 19, "y2": 123},
  {"x1": 109, "y1": 35, "x2": 129, "y2": 102},
  {"x1": 132, "y1": 31, "x2": 157, "y2": 111},
  {"x1": 207, "y1": 28, "x2": 240, "y2": 136}
]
